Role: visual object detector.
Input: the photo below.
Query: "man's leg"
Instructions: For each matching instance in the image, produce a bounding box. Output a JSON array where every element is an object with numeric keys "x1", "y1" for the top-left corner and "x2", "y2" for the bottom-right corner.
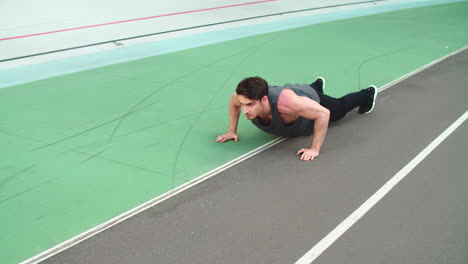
[{"x1": 311, "y1": 84, "x2": 377, "y2": 121}]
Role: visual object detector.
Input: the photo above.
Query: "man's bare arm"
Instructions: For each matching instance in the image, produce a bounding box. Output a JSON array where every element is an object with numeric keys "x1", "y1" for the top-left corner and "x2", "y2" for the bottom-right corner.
[
  {"x1": 216, "y1": 92, "x2": 241, "y2": 142},
  {"x1": 280, "y1": 90, "x2": 330, "y2": 160},
  {"x1": 303, "y1": 98, "x2": 329, "y2": 147}
]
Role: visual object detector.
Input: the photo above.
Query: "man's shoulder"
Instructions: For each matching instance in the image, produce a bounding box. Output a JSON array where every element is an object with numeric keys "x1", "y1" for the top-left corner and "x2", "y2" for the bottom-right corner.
[
  {"x1": 278, "y1": 88, "x2": 296, "y2": 97},
  {"x1": 277, "y1": 89, "x2": 300, "y2": 114}
]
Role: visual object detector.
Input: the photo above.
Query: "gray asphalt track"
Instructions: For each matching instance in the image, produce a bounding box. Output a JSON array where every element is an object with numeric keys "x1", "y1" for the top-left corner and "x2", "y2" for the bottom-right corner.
[
  {"x1": 42, "y1": 49, "x2": 468, "y2": 264},
  {"x1": 315, "y1": 119, "x2": 467, "y2": 264}
]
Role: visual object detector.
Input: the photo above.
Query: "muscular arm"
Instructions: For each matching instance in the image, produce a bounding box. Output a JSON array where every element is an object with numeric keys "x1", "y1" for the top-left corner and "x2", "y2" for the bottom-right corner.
[
  {"x1": 298, "y1": 96, "x2": 330, "y2": 153},
  {"x1": 279, "y1": 89, "x2": 330, "y2": 160},
  {"x1": 216, "y1": 92, "x2": 241, "y2": 142}
]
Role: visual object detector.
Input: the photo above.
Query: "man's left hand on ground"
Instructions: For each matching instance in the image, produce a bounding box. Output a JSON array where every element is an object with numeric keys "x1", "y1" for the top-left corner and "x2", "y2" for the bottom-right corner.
[{"x1": 296, "y1": 148, "x2": 319, "y2": 161}]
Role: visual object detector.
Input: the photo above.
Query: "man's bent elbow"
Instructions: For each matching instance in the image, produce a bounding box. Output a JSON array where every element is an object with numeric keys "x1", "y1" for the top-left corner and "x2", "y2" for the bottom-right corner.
[{"x1": 321, "y1": 108, "x2": 330, "y2": 122}]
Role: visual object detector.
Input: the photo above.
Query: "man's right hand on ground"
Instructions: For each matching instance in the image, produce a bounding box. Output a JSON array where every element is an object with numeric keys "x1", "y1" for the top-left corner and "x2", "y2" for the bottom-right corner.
[{"x1": 216, "y1": 131, "x2": 239, "y2": 143}]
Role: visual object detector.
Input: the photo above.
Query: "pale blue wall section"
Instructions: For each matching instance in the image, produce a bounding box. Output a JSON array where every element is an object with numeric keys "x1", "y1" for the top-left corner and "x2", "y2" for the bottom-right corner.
[{"x1": 0, "y1": 0, "x2": 464, "y2": 89}]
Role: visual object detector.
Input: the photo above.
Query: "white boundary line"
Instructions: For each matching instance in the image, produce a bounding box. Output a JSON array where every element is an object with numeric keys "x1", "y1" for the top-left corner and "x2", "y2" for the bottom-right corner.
[
  {"x1": 20, "y1": 37, "x2": 467, "y2": 264},
  {"x1": 296, "y1": 110, "x2": 468, "y2": 264},
  {"x1": 378, "y1": 46, "x2": 467, "y2": 92},
  {"x1": 20, "y1": 137, "x2": 287, "y2": 264}
]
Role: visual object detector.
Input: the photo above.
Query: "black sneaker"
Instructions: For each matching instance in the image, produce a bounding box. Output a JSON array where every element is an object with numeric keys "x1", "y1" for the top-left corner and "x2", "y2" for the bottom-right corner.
[
  {"x1": 358, "y1": 85, "x2": 377, "y2": 114},
  {"x1": 310, "y1": 77, "x2": 325, "y2": 94}
]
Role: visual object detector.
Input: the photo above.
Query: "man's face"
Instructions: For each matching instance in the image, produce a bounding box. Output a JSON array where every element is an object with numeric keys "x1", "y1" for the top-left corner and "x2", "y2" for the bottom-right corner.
[{"x1": 237, "y1": 95, "x2": 263, "y2": 120}]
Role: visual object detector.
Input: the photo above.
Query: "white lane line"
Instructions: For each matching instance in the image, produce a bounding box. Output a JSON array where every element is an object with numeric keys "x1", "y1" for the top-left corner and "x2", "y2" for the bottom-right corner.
[
  {"x1": 379, "y1": 46, "x2": 467, "y2": 92},
  {"x1": 295, "y1": 110, "x2": 468, "y2": 264}
]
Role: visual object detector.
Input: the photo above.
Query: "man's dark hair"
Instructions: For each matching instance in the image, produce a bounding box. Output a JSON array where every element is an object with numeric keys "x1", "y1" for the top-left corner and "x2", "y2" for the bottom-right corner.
[{"x1": 235, "y1": 77, "x2": 269, "y2": 100}]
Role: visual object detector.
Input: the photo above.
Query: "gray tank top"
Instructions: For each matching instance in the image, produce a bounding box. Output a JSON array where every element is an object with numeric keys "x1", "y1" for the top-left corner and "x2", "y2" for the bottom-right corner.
[{"x1": 251, "y1": 83, "x2": 320, "y2": 137}]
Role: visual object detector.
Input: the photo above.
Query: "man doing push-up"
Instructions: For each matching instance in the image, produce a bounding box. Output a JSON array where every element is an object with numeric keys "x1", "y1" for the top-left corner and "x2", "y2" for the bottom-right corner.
[{"x1": 216, "y1": 76, "x2": 377, "y2": 161}]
